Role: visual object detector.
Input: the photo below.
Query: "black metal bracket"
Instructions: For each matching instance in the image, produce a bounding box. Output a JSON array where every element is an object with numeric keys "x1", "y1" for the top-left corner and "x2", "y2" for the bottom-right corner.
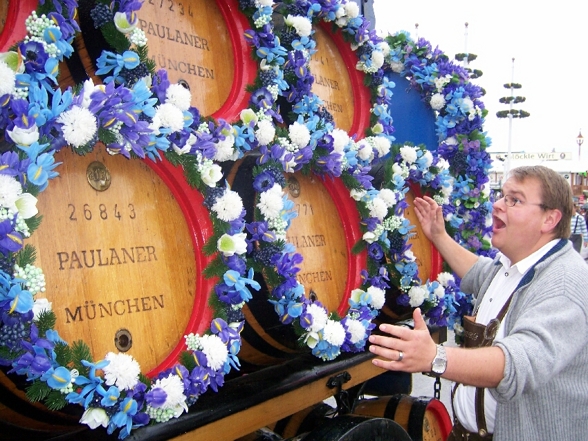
[{"x1": 326, "y1": 371, "x2": 352, "y2": 415}]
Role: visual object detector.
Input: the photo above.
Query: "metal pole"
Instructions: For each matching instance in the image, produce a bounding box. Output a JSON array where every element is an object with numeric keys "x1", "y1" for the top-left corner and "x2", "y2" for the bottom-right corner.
[{"x1": 505, "y1": 58, "x2": 515, "y2": 177}]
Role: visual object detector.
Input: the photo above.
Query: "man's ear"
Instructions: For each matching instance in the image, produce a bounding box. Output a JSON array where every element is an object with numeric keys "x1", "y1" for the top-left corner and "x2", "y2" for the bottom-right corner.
[{"x1": 543, "y1": 209, "x2": 562, "y2": 233}]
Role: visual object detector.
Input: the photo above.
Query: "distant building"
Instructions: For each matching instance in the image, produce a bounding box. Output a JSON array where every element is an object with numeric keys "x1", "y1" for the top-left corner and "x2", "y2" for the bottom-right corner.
[{"x1": 489, "y1": 151, "x2": 588, "y2": 206}]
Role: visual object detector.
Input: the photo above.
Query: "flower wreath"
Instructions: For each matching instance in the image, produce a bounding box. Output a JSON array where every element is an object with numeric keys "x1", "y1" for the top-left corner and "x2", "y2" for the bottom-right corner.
[
  {"x1": 0, "y1": 0, "x2": 265, "y2": 438},
  {"x1": 237, "y1": 0, "x2": 399, "y2": 362},
  {"x1": 377, "y1": 31, "x2": 496, "y2": 333}
]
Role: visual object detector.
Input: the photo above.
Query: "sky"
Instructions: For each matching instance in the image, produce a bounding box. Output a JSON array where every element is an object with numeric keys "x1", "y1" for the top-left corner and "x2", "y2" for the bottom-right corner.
[{"x1": 372, "y1": 0, "x2": 588, "y2": 155}]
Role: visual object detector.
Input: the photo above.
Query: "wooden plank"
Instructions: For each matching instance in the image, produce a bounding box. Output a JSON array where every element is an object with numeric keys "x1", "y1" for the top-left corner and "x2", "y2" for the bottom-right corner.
[{"x1": 170, "y1": 357, "x2": 382, "y2": 441}]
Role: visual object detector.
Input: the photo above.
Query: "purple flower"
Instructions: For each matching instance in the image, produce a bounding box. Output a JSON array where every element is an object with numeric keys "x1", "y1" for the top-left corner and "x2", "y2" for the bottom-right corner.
[{"x1": 253, "y1": 171, "x2": 275, "y2": 193}]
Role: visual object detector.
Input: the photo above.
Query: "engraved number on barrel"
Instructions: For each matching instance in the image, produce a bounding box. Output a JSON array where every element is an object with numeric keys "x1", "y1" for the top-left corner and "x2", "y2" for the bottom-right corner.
[{"x1": 114, "y1": 328, "x2": 133, "y2": 352}]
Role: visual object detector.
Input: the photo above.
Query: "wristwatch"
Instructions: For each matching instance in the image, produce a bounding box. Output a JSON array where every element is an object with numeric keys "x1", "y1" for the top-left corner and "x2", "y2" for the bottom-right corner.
[{"x1": 431, "y1": 344, "x2": 447, "y2": 375}]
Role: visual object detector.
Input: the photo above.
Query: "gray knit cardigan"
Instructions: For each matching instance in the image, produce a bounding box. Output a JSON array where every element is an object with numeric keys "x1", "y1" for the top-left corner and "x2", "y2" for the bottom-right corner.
[{"x1": 460, "y1": 239, "x2": 588, "y2": 441}]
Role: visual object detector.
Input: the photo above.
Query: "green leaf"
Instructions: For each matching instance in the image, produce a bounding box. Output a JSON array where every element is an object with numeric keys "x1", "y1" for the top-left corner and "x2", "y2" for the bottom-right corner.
[
  {"x1": 15, "y1": 244, "x2": 37, "y2": 267},
  {"x1": 101, "y1": 22, "x2": 131, "y2": 54},
  {"x1": 26, "y1": 380, "x2": 51, "y2": 402},
  {"x1": 24, "y1": 215, "x2": 43, "y2": 236},
  {"x1": 36, "y1": 310, "x2": 56, "y2": 336},
  {"x1": 70, "y1": 340, "x2": 93, "y2": 375},
  {"x1": 45, "y1": 390, "x2": 68, "y2": 411}
]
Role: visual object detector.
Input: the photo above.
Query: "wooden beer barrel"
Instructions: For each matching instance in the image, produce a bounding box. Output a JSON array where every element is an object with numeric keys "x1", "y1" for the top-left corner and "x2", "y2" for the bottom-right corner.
[
  {"x1": 289, "y1": 414, "x2": 412, "y2": 441},
  {"x1": 269, "y1": 402, "x2": 335, "y2": 439},
  {"x1": 0, "y1": 0, "x2": 37, "y2": 51},
  {"x1": 309, "y1": 22, "x2": 371, "y2": 135},
  {"x1": 225, "y1": 156, "x2": 367, "y2": 368},
  {"x1": 368, "y1": 163, "x2": 443, "y2": 324},
  {"x1": 61, "y1": 0, "x2": 256, "y2": 121},
  {"x1": 25, "y1": 146, "x2": 215, "y2": 377},
  {"x1": 353, "y1": 395, "x2": 453, "y2": 441}
]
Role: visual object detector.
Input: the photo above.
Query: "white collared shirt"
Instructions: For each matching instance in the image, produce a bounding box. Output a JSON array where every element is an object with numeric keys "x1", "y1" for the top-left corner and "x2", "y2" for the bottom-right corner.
[{"x1": 453, "y1": 239, "x2": 559, "y2": 433}]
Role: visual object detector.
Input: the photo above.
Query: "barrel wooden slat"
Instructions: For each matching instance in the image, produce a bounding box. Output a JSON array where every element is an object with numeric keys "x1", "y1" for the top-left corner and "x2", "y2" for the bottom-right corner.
[
  {"x1": 25, "y1": 146, "x2": 214, "y2": 376},
  {"x1": 309, "y1": 22, "x2": 371, "y2": 135}
]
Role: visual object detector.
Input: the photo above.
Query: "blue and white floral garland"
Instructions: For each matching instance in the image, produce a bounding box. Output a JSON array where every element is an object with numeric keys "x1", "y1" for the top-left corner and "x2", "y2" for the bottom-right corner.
[
  {"x1": 0, "y1": 0, "x2": 261, "y2": 438},
  {"x1": 0, "y1": 0, "x2": 493, "y2": 438}
]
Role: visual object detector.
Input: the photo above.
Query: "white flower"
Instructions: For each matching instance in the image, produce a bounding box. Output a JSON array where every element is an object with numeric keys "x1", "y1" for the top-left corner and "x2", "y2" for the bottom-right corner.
[
  {"x1": 0, "y1": 175, "x2": 22, "y2": 211},
  {"x1": 433, "y1": 285, "x2": 445, "y2": 299},
  {"x1": 436, "y1": 272, "x2": 455, "y2": 287},
  {"x1": 460, "y1": 97, "x2": 474, "y2": 114},
  {"x1": 408, "y1": 285, "x2": 428, "y2": 307},
  {"x1": 15, "y1": 193, "x2": 38, "y2": 219},
  {"x1": 80, "y1": 407, "x2": 109, "y2": 429},
  {"x1": 372, "y1": 136, "x2": 391, "y2": 158},
  {"x1": 152, "y1": 373, "x2": 187, "y2": 414},
  {"x1": 481, "y1": 182, "x2": 490, "y2": 198},
  {"x1": 362, "y1": 231, "x2": 376, "y2": 243},
  {"x1": 103, "y1": 352, "x2": 140, "y2": 390},
  {"x1": 285, "y1": 15, "x2": 312, "y2": 37},
  {"x1": 217, "y1": 232, "x2": 247, "y2": 256},
  {"x1": 113, "y1": 11, "x2": 138, "y2": 34},
  {"x1": 211, "y1": 190, "x2": 244, "y2": 222},
  {"x1": 323, "y1": 319, "x2": 346, "y2": 346},
  {"x1": 445, "y1": 136, "x2": 458, "y2": 146},
  {"x1": 288, "y1": 121, "x2": 311, "y2": 149},
  {"x1": 357, "y1": 140, "x2": 373, "y2": 161},
  {"x1": 376, "y1": 41, "x2": 391, "y2": 57},
  {"x1": 368, "y1": 198, "x2": 388, "y2": 221},
  {"x1": 255, "y1": 119, "x2": 276, "y2": 146},
  {"x1": 331, "y1": 128, "x2": 350, "y2": 153},
  {"x1": 199, "y1": 334, "x2": 229, "y2": 371},
  {"x1": 200, "y1": 163, "x2": 223, "y2": 187},
  {"x1": 305, "y1": 303, "x2": 328, "y2": 333},
  {"x1": 367, "y1": 286, "x2": 385, "y2": 309},
  {"x1": 399, "y1": 145, "x2": 418, "y2": 164},
  {"x1": 390, "y1": 61, "x2": 404, "y2": 73},
  {"x1": 257, "y1": 0, "x2": 274, "y2": 6},
  {"x1": 166, "y1": 83, "x2": 192, "y2": 111},
  {"x1": 0, "y1": 60, "x2": 16, "y2": 96},
  {"x1": 6, "y1": 125, "x2": 40, "y2": 147},
  {"x1": 213, "y1": 134, "x2": 237, "y2": 162},
  {"x1": 153, "y1": 102, "x2": 184, "y2": 133},
  {"x1": 378, "y1": 188, "x2": 397, "y2": 207},
  {"x1": 240, "y1": 108, "x2": 258, "y2": 125},
  {"x1": 57, "y1": 106, "x2": 98, "y2": 148},
  {"x1": 422, "y1": 150, "x2": 433, "y2": 168},
  {"x1": 80, "y1": 79, "x2": 99, "y2": 108},
  {"x1": 344, "y1": 2, "x2": 360, "y2": 18},
  {"x1": 404, "y1": 249, "x2": 416, "y2": 261},
  {"x1": 437, "y1": 158, "x2": 450, "y2": 171},
  {"x1": 32, "y1": 298, "x2": 52, "y2": 320},
  {"x1": 345, "y1": 319, "x2": 366, "y2": 344},
  {"x1": 350, "y1": 188, "x2": 366, "y2": 201},
  {"x1": 257, "y1": 183, "x2": 284, "y2": 220},
  {"x1": 371, "y1": 50, "x2": 385, "y2": 69},
  {"x1": 430, "y1": 93, "x2": 446, "y2": 110}
]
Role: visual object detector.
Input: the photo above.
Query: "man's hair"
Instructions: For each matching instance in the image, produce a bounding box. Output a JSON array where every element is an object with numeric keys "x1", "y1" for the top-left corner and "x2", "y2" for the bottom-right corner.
[{"x1": 507, "y1": 165, "x2": 574, "y2": 238}]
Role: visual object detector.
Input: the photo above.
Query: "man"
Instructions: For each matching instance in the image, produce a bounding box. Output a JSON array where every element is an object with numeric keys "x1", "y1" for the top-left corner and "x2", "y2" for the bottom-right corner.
[
  {"x1": 570, "y1": 206, "x2": 588, "y2": 251},
  {"x1": 368, "y1": 166, "x2": 588, "y2": 440}
]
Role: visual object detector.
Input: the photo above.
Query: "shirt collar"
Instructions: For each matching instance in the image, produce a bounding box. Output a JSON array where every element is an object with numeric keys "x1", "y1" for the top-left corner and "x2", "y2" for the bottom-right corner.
[{"x1": 498, "y1": 239, "x2": 560, "y2": 273}]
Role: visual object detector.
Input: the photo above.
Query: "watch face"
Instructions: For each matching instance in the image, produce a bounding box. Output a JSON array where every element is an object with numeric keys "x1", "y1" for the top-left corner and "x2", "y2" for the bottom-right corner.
[
  {"x1": 432, "y1": 346, "x2": 447, "y2": 374},
  {"x1": 432, "y1": 358, "x2": 446, "y2": 374}
]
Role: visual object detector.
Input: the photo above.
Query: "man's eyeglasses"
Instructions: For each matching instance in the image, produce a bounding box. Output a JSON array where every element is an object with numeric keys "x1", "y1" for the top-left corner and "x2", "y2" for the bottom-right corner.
[{"x1": 502, "y1": 194, "x2": 547, "y2": 209}]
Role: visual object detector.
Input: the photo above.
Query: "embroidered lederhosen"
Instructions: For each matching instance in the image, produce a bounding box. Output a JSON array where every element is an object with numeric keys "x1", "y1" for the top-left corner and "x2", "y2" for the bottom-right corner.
[{"x1": 449, "y1": 293, "x2": 515, "y2": 440}]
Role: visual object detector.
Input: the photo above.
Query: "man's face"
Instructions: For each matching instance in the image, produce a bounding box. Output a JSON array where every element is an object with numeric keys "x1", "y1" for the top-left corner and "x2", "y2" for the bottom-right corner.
[{"x1": 491, "y1": 177, "x2": 549, "y2": 263}]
